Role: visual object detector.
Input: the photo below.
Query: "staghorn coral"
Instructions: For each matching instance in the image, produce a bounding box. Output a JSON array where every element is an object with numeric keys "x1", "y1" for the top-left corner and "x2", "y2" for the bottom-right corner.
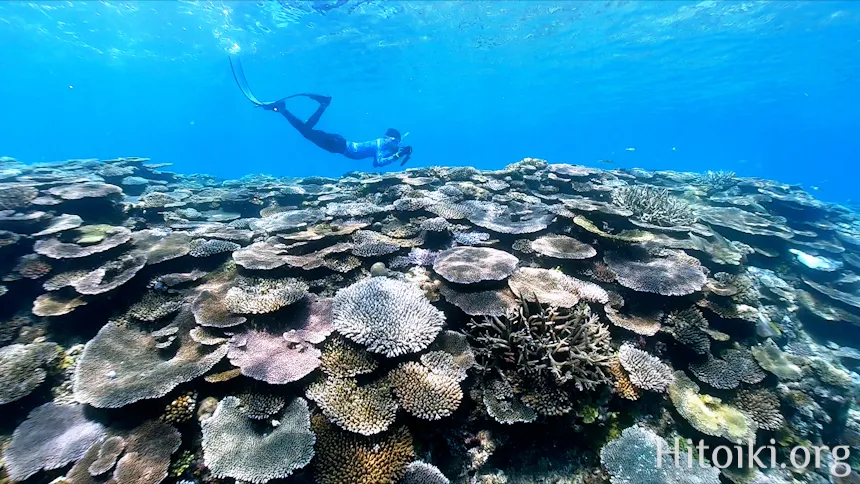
[
  {"x1": 611, "y1": 185, "x2": 697, "y2": 227},
  {"x1": 320, "y1": 335, "x2": 379, "y2": 378},
  {"x1": 432, "y1": 247, "x2": 519, "y2": 284},
  {"x1": 668, "y1": 371, "x2": 757, "y2": 444},
  {"x1": 617, "y1": 343, "x2": 674, "y2": 392},
  {"x1": 389, "y1": 361, "x2": 463, "y2": 420},
  {"x1": 224, "y1": 276, "x2": 309, "y2": 314},
  {"x1": 332, "y1": 277, "x2": 445, "y2": 357},
  {"x1": 401, "y1": 461, "x2": 450, "y2": 484},
  {"x1": 312, "y1": 413, "x2": 414, "y2": 484},
  {"x1": 201, "y1": 396, "x2": 315, "y2": 483},
  {"x1": 307, "y1": 376, "x2": 399, "y2": 435},
  {"x1": 604, "y1": 252, "x2": 707, "y2": 296},
  {"x1": 237, "y1": 391, "x2": 286, "y2": 420},
  {"x1": 74, "y1": 309, "x2": 227, "y2": 408},
  {"x1": 468, "y1": 299, "x2": 613, "y2": 390},
  {"x1": 0, "y1": 342, "x2": 59, "y2": 404},
  {"x1": 112, "y1": 420, "x2": 181, "y2": 484},
  {"x1": 600, "y1": 425, "x2": 720, "y2": 484},
  {"x1": 733, "y1": 388, "x2": 785, "y2": 431},
  {"x1": 508, "y1": 267, "x2": 609, "y2": 307},
  {"x1": 3, "y1": 403, "x2": 107, "y2": 482}
]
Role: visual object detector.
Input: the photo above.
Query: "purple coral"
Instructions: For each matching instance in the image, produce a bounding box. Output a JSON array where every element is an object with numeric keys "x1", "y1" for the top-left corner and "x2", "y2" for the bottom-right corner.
[
  {"x1": 3, "y1": 403, "x2": 107, "y2": 481},
  {"x1": 228, "y1": 329, "x2": 323, "y2": 384}
]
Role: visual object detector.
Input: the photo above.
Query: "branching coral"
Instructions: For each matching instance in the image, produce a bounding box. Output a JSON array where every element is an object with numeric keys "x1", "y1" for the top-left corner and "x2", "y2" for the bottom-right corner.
[
  {"x1": 733, "y1": 388, "x2": 785, "y2": 431},
  {"x1": 389, "y1": 361, "x2": 463, "y2": 420},
  {"x1": 467, "y1": 298, "x2": 613, "y2": 390},
  {"x1": 307, "y1": 376, "x2": 399, "y2": 434},
  {"x1": 312, "y1": 413, "x2": 414, "y2": 484},
  {"x1": 332, "y1": 277, "x2": 445, "y2": 358},
  {"x1": 611, "y1": 185, "x2": 697, "y2": 227},
  {"x1": 616, "y1": 343, "x2": 674, "y2": 393}
]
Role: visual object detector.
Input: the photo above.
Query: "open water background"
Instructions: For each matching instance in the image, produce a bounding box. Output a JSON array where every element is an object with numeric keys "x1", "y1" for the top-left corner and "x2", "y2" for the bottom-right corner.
[{"x1": 0, "y1": 1, "x2": 858, "y2": 201}]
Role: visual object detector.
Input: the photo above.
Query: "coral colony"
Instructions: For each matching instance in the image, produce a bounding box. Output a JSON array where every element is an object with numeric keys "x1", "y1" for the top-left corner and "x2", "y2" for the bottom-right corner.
[{"x1": 0, "y1": 155, "x2": 858, "y2": 483}]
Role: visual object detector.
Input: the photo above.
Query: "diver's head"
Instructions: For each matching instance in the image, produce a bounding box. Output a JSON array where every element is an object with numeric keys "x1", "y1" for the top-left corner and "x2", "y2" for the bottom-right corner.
[{"x1": 385, "y1": 128, "x2": 402, "y2": 143}]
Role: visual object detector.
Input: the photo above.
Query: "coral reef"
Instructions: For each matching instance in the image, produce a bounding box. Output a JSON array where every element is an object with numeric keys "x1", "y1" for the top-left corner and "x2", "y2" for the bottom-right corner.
[{"x1": 1, "y1": 156, "x2": 858, "y2": 484}]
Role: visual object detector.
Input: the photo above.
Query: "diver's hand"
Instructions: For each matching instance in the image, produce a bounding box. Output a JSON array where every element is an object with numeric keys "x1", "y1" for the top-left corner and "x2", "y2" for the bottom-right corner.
[{"x1": 398, "y1": 146, "x2": 413, "y2": 166}]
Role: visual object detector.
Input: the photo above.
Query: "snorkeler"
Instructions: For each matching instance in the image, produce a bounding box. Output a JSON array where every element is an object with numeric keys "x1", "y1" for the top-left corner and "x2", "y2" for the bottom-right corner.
[{"x1": 230, "y1": 57, "x2": 412, "y2": 168}]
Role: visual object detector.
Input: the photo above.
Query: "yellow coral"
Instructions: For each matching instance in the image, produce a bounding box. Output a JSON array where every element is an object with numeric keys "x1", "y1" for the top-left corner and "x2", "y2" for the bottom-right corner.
[
  {"x1": 161, "y1": 391, "x2": 197, "y2": 424},
  {"x1": 609, "y1": 357, "x2": 641, "y2": 401},
  {"x1": 312, "y1": 414, "x2": 414, "y2": 484},
  {"x1": 668, "y1": 371, "x2": 756, "y2": 444}
]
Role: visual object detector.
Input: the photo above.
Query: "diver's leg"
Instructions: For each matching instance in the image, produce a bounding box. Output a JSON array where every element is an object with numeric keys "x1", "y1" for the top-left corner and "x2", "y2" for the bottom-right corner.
[
  {"x1": 278, "y1": 107, "x2": 311, "y2": 135},
  {"x1": 303, "y1": 95, "x2": 332, "y2": 129}
]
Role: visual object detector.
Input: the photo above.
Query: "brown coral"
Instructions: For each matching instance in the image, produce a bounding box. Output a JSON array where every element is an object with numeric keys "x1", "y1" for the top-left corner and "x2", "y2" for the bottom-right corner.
[{"x1": 312, "y1": 413, "x2": 414, "y2": 484}]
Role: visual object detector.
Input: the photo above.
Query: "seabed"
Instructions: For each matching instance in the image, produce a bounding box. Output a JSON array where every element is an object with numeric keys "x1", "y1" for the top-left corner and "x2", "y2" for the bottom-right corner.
[{"x1": 0, "y1": 155, "x2": 858, "y2": 484}]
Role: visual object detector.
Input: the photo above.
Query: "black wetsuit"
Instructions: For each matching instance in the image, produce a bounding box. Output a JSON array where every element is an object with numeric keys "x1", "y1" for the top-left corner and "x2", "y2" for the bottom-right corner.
[{"x1": 272, "y1": 94, "x2": 408, "y2": 167}]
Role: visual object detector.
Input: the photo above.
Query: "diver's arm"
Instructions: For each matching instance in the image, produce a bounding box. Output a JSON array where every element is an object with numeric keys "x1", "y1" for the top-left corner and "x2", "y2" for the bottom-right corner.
[
  {"x1": 373, "y1": 153, "x2": 398, "y2": 168},
  {"x1": 374, "y1": 146, "x2": 412, "y2": 168}
]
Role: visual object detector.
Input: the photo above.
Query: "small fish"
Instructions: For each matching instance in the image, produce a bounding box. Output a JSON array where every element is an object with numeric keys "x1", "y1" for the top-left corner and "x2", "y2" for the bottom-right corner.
[
  {"x1": 597, "y1": 159, "x2": 613, "y2": 164},
  {"x1": 625, "y1": 147, "x2": 636, "y2": 152},
  {"x1": 811, "y1": 186, "x2": 819, "y2": 191},
  {"x1": 671, "y1": 147, "x2": 676, "y2": 151}
]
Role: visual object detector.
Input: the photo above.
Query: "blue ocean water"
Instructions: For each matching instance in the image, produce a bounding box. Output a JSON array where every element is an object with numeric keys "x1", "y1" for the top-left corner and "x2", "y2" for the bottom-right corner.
[{"x1": 1, "y1": 1, "x2": 858, "y2": 201}]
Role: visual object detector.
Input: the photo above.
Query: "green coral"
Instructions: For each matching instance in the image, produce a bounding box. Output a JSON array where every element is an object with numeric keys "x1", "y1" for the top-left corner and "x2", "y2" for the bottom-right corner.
[
  {"x1": 169, "y1": 450, "x2": 195, "y2": 478},
  {"x1": 576, "y1": 406, "x2": 599, "y2": 425}
]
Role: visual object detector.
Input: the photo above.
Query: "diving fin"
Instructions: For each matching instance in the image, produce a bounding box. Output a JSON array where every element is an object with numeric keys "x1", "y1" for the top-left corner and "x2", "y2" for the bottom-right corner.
[{"x1": 229, "y1": 56, "x2": 265, "y2": 106}]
